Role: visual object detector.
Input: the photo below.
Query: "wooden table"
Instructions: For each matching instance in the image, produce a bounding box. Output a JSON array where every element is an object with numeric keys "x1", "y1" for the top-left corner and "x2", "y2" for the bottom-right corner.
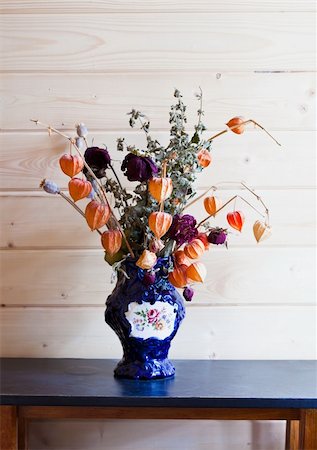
[{"x1": 0, "y1": 359, "x2": 316, "y2": 450}]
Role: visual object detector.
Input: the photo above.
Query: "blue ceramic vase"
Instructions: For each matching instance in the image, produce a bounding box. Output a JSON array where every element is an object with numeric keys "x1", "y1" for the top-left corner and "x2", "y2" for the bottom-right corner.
[{"x1": 105, "y1": 257, "x2": 185, "y2": 380}]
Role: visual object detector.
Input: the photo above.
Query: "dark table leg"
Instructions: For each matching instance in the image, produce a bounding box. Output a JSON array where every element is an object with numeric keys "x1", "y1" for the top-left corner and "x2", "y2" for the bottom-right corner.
[
  {"x1": 299, "y1": 409, "x2": 317, "y2": 450},
  {"x1": 0, "y1": 406, "x2": 17, "y2": 450}
]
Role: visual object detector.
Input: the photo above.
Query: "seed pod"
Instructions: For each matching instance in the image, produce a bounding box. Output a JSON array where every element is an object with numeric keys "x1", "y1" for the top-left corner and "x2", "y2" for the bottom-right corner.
[
  {"x1": 148, "y1": 211, "x2": 173, "y2": 239},
  {"x1": 204, "y1": 195, "x2": 222, "y2": 216},
  {"x1": 184, "y1": 239, "x2": 205, "y2": 259},
  {"x1": 197, "y1": 149, "x2": 212, "y2": 168},
  {"x1": 253, "y1": 220, "x2": 272, "y2": 243},
  {"x1": 173, "y1": 250, "x2": 192, "y2": 267},
  {"x1": 197, "y1": 232, "x2": 210, "y2": 249},
  {"x1": 59, "y1": 154, "x2": 84, "y2": 178},
  {"x1": 68, "y1": 178, "x2": 92, "y2": 202},
  {"x1": 149, "y1": 237, "x2": 165, "y2": 253},
  {"x1": 76, "y1": 123, "x2": 88, "y2": 138},
  {"x1": 148, "y1": 177, "x2": 173, "y2": 203},
  {"x1": 85, "y1": 200, "x2": 110, "y2": 230},
  {"x1": 168, "y1": 264, "x2": 188, "y2": 288},
  {"x1": 186, "y1": 262, "x2": 207, "y2": 283},
  {"x1": 101, "y1": 230, "x2": 122, "y2": 255},
  {"x1": 136, "y1": 250, "x2": 157, "y2": 270},
  {"x1": 226, "y1": 116, "x2": 245, "y2": 134},
  {"x1": 227, "y1": 211, "x2": 245, "y2": 232}
]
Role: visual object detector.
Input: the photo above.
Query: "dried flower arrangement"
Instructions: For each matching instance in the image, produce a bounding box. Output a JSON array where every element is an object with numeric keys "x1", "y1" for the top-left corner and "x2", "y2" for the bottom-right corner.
[{"x1": 34, "y1": 89, "x2": 280, "y2": 302}]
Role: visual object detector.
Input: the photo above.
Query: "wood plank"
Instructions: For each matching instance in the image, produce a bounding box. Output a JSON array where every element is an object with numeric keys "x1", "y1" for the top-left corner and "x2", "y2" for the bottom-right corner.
[
  {"x1": 0, "y1": 406, "x2": 17, "y2": 450},
  {"x1": 19, "y1": 406, "x2": 300, "y2": 421},
  {"x1": 299, "y1": 410, "x2": 317, "y2": 450},
  {"x1": 1, "y1": 0, "x2": 315, "y2": 13},
  {"x1": 0, "y1": 305, "x2": 315, "y2": 358},
  {"x1": 286, "y1": 420, "x2": 299, "y2": 450},
  {"x1": 0, "y1": 189, "x2": 315, "y2": 249},
  {"x1": 0, "y1": 72, "x2": 315, "y2": 131},
  {"x1": 0, "y1": 13, "x2": 314, "y2": 72},
  {"x1": 0, "y1": 247, "x2": 315, "y2": 306},
  {"x1": 0, "y1": 130, "x2": 315, "y2": 190}
]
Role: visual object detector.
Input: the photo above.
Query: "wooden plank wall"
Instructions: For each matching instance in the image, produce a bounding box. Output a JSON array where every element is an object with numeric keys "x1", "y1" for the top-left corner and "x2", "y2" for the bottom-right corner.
[{"x1": 0, "y1": 1, "x2": 316, "y2": 449}]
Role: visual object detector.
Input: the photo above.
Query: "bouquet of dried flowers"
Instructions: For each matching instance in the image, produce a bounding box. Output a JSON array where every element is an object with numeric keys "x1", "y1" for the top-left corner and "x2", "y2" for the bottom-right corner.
[{"x1": 35, "y1": 89, "x2": 280, "y2": 302}]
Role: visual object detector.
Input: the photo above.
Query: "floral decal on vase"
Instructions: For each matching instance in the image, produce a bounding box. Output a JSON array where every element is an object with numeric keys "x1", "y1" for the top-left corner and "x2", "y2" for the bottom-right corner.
[{"x1": 125, "y1": 301, "x2": 177, "y2": 340}]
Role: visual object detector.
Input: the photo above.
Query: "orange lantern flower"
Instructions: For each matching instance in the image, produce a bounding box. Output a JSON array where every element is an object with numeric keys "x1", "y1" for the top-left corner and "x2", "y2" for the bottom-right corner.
[
  {"x1": 168, "y1": 264, "x2": 188, "y2": 288},
  {"x1": 136, "y1": 250, "x2": 157, "y2": 270},
  {"x1": 184, "y1": 238, "x2": 205, "y2": 259},
  {"x1": 101, "y1": 230, "x2": 122, "y2": 255},
  {"x1": 197, "y1": 232, "x2": 210, "y2": 250},
  {"x1": 59, "y1": 154, "x2": 84, "y2": 177},
  {"x1": 204, "y1": 195, "x2": 222, "y2": 216},
  {"x1": 253, "y1": 220, "x2": 272, "y2": 243},
  {"x1": 226, "y1": 116, "x2": 246, "y2": 134},
  {"x1": 227, "y1": 211, "x2": 245, "y2": 232},
  {"x1": 173, "y1": 250, "x2": 192, "y2": 267},
  {"x1": 148, "y1": 211, "x2": 173, "y2": 239},
  {"x1": 197, "y1": 149, "x2": 212, "y2": 168},
  {"x1": 68, "y1": 178, "x2": 92, "y2": 202},
  {"x1": 85, "y1": 200, "x2": 110, "y2": 230},
  {"x1": 149, "y1": 177, "x2": 173, "y2": 203},
  {"x1": 186, "y1": 262, "x2": 207, "y2": 283}
]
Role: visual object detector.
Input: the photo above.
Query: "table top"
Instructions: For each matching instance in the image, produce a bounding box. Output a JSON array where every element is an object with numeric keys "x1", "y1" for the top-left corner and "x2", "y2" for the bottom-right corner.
[{"x1": 1, "y1": 359, "x2": 316, "y2": 409}]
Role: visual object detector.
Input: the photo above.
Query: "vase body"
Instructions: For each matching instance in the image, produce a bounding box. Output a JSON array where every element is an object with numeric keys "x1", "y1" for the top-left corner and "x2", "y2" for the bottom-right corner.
[{"x1": 105, "y1": 257, "x2": 185, "y2": 380}]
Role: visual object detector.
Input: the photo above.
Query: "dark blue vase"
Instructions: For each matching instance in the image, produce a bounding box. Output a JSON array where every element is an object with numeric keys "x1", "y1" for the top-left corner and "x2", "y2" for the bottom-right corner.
[{"x1": 105, "y1": 257, "x2": 185, "y2": 380}]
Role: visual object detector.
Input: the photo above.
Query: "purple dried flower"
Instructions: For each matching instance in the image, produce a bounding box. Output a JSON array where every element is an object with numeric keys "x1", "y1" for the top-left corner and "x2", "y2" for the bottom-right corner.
[
  {"x1": 121, "y1": 153, "x2": 158, "y2": 182},
  {"x1": 40, "y1": 179, "x2": 60, "y2": 195},
  {"x1": 84, "y1": 147, "x2": 111, "y2": 178},
  {"x1": 142, "y1": 271, "x2": 156, "y2": 286},
  {"x1": 183, "y1": 286, "x2": 194, "y2": 302},
  {"x1": 168, "y1": 214, "x2": 198, "y2": 246},
  {"x1": 207, "y1": 227, "x2": 227, "y2": 245}
]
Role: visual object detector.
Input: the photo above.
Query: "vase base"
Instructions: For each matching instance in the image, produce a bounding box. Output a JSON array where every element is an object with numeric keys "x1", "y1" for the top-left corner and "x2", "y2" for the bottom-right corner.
[{"x1": 114, "y1": 358, "x2": 175, "y2": 380}]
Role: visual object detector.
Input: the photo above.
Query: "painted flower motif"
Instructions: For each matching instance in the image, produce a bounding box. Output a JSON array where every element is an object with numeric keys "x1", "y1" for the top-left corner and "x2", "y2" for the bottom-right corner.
[
  {"x1": 147, "y1": 308, "x2": 160, "y2": 323},
  {"x1": 155, "y1": 321, "x2": 164, "y2": 330},
  {"x1": 121, "y1": 153, "x2": 158, "y2": 182},
  {"x1": 168, "y1": 214, "x2": 198, "y2": 246},
  {"x1": 84, "y1": 147, "x2": 111, "y2": 178}
]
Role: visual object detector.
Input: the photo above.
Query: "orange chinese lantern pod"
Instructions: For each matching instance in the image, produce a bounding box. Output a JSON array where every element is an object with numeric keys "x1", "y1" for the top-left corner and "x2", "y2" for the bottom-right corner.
[
  {"x1": 186, "y1": 262, "x2": 207, "y2": 283},
  {"x1": 184, "y1": 238, "x2": 205, "y2": 259},
  {"x1": 168, "y1": 264, "x2": 188, "y2": 288},
  {"x1": 148, "y1": 177, "x2": 173, "y2": 203},
  {"x1": 148, "y1": 211, "x2": 173, "y2": 239},
  {"x1": 85, "y1": 200, "x2": 110, "y2": 231},
  {"x1": 226, "y1": 116, "x2": 246, "y2": 134},
  {"x1": 68, "y1": 178, "x2": 92, "y2": 202},
  {"x1": 173, "y1": 250, "x2": 192, "y2": 267},
  {"x1": 59, "y1": 154, "x2": 84, "y2": 177},
  {"x1": 101, "y1": 229, "x2": 122, "y2": 255},
  {"x1": 204, "y1": 195, "x2": 222, "y2": 216},
  {"x1": 253, "y1": 220, "x2": 272, "y2": 243},
  {"x1": 136, "y1": 250, "x2": 157, "y2": 270},
  {"x1": 197, "y1": 149, "x2": 212, "y2": 168},
  {"x1": 227, "y1": 211, "x2": 245, "y2": 232},
  {"x1": 197, "y1": 232, "x2": 210, "y2": 250}
]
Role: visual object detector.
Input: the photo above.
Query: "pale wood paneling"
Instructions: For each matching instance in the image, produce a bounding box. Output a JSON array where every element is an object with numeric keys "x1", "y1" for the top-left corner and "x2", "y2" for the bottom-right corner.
[
  {"x1": 1, "y1": 73, "x2": 315, "y2": 131},
  {"x1": 1, "y1": 0, "x2": 315, "y2": 13},
  {"x1": 1, "y1": 189, "x2": 315, "y2": 249},
  {"x1": 0, "y1": 131, "x2": 315, "y2": 190},
  {"x1": 1, "y1": 248, "x2": 315, "y2": 306},
  {"x1": 0, "y1": 305, "x2": 315, "y2": 358},
  {"x1": 28, "y1": 420, "x2": 286, "y2": 450},
  {"x1": 0, "y1": 13, "x2": 315, "y2": 72}
]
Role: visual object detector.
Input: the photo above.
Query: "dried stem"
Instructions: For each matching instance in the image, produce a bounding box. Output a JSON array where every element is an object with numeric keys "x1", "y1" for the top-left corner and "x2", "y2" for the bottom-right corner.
[
  {"x1": 31, "y1": 119, "x2": 135, "y2": 257},
  {"x1": 58, "y1": 192, "x2": 102, "y2": 236},
  {"x1": 197, "y1": 182, "x2": 270, "y2": 228},
  {"x1": 208, "y1": 119, "x2": 281, "y2": 146},
  {"x1": 183, "y1": 185, "x2": 215, "y2": 211}
]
